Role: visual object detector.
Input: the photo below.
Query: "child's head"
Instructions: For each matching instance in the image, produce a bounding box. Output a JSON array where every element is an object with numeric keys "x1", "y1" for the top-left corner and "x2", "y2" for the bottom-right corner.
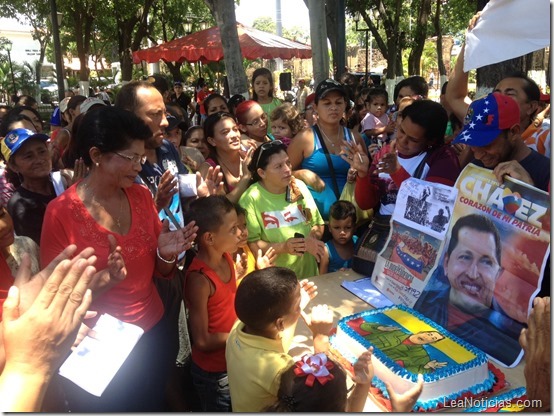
[
  {"x1": 364, "y1": 88, "x2": 389, "y2": 118},
  {"x1": 234, "y1": 203, "x2": 249, "y2": 248},
  {"x1": 186, "y1": 195, "x2": 240, "y2": 252},
  {"x1": 252, "y1": 68, "x2": 274, "y2": 101},
  {"x1": 235, "y1": 267, "x2": 300, "y2": 333},
  {"x1": 394, "y1": 96, "x2": 416, "y2": 126},
  {"x1": 264, "y1": 353, "x2": 348, "y2": 412},
  {"x1": 328, "y1": 200, "x2": 356, "y2": 245},
  {"x1": 270, "y1": 103, "x2": 304, "y2": 140}
]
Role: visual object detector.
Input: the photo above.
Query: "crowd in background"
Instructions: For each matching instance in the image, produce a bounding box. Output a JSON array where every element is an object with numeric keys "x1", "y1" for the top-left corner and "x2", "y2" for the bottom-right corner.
[{"x1": 0, "y1": 10, "x2": 550, "y2": 413}]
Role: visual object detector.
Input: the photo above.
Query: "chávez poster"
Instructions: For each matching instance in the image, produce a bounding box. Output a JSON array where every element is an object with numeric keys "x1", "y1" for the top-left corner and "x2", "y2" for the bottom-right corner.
[{"x1": 413, "y1": 164, "x2": 550, "y2": 367}]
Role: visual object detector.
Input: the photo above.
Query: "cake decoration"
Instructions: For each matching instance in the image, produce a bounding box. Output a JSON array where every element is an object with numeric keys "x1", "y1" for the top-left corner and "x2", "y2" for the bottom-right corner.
[{"x1": 331, "y1": 305, "x2": 496, "y2": 411}]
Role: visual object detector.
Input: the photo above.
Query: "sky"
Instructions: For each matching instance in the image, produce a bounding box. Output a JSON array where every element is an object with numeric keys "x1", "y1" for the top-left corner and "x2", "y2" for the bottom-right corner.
[{"x1": 234, "y1": 0, "x2": 310, "y2": 31}]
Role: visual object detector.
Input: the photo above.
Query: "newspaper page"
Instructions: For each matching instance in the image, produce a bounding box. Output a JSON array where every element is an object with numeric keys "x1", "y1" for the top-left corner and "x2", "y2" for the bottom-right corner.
[
  {"x1": 413, "y1": 164, "x2": 550, "y2": 367},
  {"x1": 371, "y1": 178, "x2": 458, "y2": 306}
]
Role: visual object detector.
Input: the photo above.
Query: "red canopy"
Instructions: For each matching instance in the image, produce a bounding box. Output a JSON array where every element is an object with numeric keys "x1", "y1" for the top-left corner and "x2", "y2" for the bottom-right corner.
[{"x1": 132, "y1": 23, "x2": 312, "y2": 64}]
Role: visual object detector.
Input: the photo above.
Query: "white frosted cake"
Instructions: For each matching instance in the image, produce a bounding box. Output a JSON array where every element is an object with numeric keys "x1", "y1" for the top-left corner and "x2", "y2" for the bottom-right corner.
[{"x1": 331, "y1": 305, "x2": 495, "y2": 411}]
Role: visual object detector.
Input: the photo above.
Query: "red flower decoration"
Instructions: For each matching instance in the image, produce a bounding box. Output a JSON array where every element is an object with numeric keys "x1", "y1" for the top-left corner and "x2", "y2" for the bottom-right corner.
[{"x1": 293, "y1": 353, "x2": 335, "y2": 387}]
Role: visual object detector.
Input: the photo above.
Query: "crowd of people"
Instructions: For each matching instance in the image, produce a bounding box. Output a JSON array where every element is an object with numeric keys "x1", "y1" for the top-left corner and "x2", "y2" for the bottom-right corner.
[{"x1": 0, "y1": 11, "x2": 550, "y2": 413}]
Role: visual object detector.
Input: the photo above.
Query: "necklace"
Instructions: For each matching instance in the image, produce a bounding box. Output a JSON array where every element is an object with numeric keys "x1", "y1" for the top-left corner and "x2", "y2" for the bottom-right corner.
[
  {"x1": 319, "y1": 126, "x2": 342, "y2": 149},
  {"x1": 83, "y1": 182, "x2": 124, "y2": 230}
]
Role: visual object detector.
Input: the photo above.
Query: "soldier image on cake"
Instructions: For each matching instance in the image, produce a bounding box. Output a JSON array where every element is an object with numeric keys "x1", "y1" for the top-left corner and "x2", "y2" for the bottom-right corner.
[{"x1": 358, "y1": 322, "x2": 447, "y2": 374}]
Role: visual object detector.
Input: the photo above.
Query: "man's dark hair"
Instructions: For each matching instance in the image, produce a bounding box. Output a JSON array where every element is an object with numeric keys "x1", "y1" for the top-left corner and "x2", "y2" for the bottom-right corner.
[
  {"x1": 400, "y1": 99, "x2": 447, "y2": 146},
  {"x1": 185, "y1": 195, "x2": 236, "y2": 245},
  {"x1": 235, "y1": 267, "x2": 298, "y2": 331},
  {"x1": 447, "y1": 214, "x2": 502, "y2": 264},
  {"x1": 502, "y1": 71, "x2": 540, "y2": 102},
  {"x1": 14, "y1": 95, "x2": 37, "y2": 108}
]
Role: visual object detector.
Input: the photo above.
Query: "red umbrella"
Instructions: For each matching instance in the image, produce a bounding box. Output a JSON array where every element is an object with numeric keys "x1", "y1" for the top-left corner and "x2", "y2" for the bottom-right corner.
[{"x1": 133, "y1": 22, "x2": 311, "y2": 64}]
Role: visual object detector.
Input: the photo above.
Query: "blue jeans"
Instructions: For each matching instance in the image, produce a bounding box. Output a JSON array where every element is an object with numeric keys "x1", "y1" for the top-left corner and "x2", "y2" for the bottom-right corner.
[{"x1": 191, "y1": 361, "x2": 231, "y2": 412}]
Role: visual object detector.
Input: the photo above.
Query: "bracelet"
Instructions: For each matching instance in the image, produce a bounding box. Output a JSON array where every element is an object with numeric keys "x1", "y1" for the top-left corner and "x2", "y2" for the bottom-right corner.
[{"x1": 157, "y1": 247, "x2": 176, "y2": 264}]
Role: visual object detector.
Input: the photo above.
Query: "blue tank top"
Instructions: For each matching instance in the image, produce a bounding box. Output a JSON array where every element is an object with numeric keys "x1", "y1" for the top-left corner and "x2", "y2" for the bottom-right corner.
[
  {"x1": 301, "y1": 126, "x2": 353, "y2": 220},
  {"x1": 325, "y1": 235, "x2": 359, "y2": 272}
]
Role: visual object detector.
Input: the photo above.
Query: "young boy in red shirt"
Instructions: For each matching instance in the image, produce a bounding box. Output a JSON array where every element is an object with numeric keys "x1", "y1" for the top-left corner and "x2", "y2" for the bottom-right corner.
[{"x1": 184, "y1": 195, "x2": 241, "y2": 411}]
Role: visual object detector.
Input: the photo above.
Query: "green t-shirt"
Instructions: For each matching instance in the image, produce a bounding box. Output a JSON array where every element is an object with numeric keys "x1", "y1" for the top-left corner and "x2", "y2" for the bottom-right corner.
[
  {"x1": 258, "y1": 97, "x2": 282, "y2": 133},
  {"x1": 239, "y1": 180, "x2": 324, "y2": 279}
]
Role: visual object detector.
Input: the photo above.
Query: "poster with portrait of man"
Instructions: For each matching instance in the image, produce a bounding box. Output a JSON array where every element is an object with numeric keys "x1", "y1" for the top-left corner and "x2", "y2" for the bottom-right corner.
[{"x1": 414, "y1": 164, "x2": 550, "y2": 367}]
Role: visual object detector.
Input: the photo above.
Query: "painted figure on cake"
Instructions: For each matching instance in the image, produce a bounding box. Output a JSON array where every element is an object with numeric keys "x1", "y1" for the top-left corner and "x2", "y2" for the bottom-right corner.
[{"x1": 347, "y1": 318, "x2": 448, "y2": 374}]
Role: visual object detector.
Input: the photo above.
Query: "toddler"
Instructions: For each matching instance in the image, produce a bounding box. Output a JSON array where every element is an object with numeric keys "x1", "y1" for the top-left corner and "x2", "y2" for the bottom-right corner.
[
  {"x1": 319, "y1": 200, "x2": 358, "y2": 274},
  {"x1": 234, "y1": 204, "x2": 276, "y2": 284},
  {"x1": 265, "y1": 351, "x2": 423, "y2": 412},
  {"x1": 361, "y1": 88, "x2": 394, "y2": 149},
  {"x1": 184, "y1": 195, "x2": 242, "y2": 411},
  {"x1": 226, "y1": 266, "x2": 329, "y2": 412},
  {"x1": 270, "y1": 102, "x2": 305, "y2": 147}
]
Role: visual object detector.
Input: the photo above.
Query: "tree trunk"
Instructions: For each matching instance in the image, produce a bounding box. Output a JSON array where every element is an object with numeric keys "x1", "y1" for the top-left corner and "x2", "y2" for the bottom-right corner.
[
  {"x1": 166, "y1": 62, "x2": 183, "y2": 82},
  {"x1": 433, "y1": 0, "x2": 446, "y2": 81},
  {"x1": 307, "y1": 0, "x2": 329, "y2": 85},
  {"x1": 116, "y1": 0, "x2": 154, "y2": 82},
  {"x1": 204, "y1": 0, "x2": 248, "y2": 96},
  {"x1": 407, "y1": 0, "x2": 431, "y2": 75}
]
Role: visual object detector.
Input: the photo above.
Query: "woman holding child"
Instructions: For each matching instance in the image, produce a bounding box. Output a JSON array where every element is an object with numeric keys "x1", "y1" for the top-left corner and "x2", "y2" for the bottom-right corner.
[
  {"x1": 40, "y1": 106, "x2": 198, "y2": 412},
  {"x1": 239, "y1": 140, "x2": 325, "y2": 279}
]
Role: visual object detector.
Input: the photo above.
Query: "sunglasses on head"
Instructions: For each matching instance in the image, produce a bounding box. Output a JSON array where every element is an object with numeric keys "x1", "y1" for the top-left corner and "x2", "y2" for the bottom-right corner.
[{"x1": 256, "y1": 140, "x2": 283, "y2": 169}]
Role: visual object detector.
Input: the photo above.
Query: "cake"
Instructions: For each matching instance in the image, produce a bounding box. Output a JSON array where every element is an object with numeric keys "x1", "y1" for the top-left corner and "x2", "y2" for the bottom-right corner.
[{"x1": 331, "y1": 305, "x2": 496, "y2": 411}]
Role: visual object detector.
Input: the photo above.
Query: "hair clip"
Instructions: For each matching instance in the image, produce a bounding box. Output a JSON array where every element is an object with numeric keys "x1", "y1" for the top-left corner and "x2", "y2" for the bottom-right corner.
[
  {"x1": 279, "y1": 394, "x2": 297, "y2": 411},
  {"x1": 294, "y1": 353, "x2": 334, "y2": 387}
]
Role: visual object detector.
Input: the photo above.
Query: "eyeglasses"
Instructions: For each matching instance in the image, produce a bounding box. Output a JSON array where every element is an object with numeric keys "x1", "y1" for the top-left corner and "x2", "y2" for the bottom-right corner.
[
  {"x1": 245, "y1": 112, "x2": 268, "y2": 127},
  {"x1": 113, "y1": 151, "x2": 147, "y2": 165},
  {"x1": 255, "y1": 140, "x2": 283, "y2": 169}
]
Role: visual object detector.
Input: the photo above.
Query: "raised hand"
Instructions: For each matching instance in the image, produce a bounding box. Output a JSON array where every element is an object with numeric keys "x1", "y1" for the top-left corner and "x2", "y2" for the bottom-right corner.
[
  {"x1": 14, "y1": 245, "x2": 96, "y2": 316},
  {"x1": 2, "y1": 257, "x2": 95, "y2": 377},
  {"x1": 302, "y1": 304, "x2": 332, "y2": 332},
  {"x1": 376, "y1": 141, "x2": 400, "y2": 175},
  {"x1": 197, "y1": 166, "x2": 225, "y2": 197},
  {"x1": 340, "y1": 139, "x2": 370, "y2": 176},
  {"x1": 519, "y1": 297, "x2": 550, "y2": 411},
  {"x1": 154, "y1": 170, "x2": 178, "y2": 211},
  {"x1": 352, "y1": 348, "x2": 374, "y2": 385},
  {"x1": 385, "y1": 373, "x2": 424, "y2": 412},
  {"x1": 106, "y1": 234, "x2": 126, "y2": 284},
  {"x1": 234, "y1": 252, "x2": 248, "y2": 281},
  {"x1": 256, "y1": 247, "x2": 276, "y2": 270},
  {"x1": 299, "y1": 279, "x2": 318, "y2": 311},
  {"x1": 157, "y1": 219, "x2": 199, "y2": 260}
]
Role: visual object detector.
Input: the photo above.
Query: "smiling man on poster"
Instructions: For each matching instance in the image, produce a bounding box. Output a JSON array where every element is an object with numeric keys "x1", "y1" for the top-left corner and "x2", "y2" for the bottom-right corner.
[{"x1": 415, "y1": 214, "x2": 524, "y2": 365}]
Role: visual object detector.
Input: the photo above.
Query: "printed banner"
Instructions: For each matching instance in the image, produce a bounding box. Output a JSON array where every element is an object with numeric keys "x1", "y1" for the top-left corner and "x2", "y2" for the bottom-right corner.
[
  {"x1": 414, "y1": 164, "x2": 550, "y2": 367},
  {"x1": 371, "y1": 178, "x2": 458, "y2": 306}
]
